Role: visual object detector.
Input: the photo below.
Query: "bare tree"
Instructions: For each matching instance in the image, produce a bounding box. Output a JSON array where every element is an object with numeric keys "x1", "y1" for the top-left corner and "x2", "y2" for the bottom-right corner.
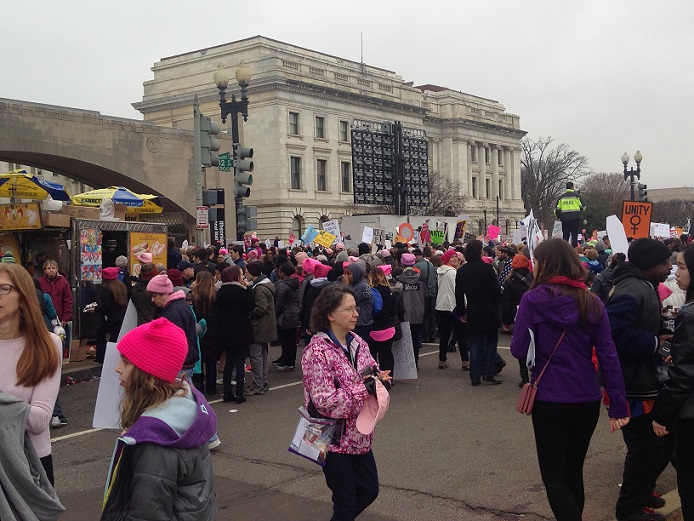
[
  {"x1": 520, "y1": 137, "x2": 591, "y2": 229},
  {"x1": 347, "y1": 170, "x2": 469, "y2": 216},
  {"x1": 580, "y1": 172, "x2": 630, "y2": 230},
  {"x1": 652, "y1": 199, "x2": 694, "y2": 228}
]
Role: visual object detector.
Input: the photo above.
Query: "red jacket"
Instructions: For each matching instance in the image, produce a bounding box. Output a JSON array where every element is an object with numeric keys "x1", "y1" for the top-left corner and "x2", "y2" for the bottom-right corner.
[{"x1": 39, "y1": 274, "x2": 73, "y2": 322}]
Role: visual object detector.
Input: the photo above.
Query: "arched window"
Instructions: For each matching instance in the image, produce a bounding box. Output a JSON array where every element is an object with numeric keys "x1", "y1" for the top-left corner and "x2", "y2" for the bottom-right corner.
[
  {"x1": 319, "y1": 215, "x2": 329, "y2": 225},
  {"x1": 292, "y1": 215, "x2": 304, "y2": 238}
]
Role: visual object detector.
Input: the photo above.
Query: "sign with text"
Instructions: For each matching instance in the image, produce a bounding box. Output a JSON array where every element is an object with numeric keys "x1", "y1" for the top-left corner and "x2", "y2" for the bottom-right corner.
[
  {"x1": 218, "y1": 152, "x2": 232, "y2": 172},
  {"x1": 314, "y1": 230, "x2": 337, "y2": 248},
  {"x1": 322, "y1": 219, "x2": 341, "y2": 239},
  {"x1": 621, "y1": 201, "x2": 653, "y2": 239},
  {"x1": 196, "y1": 206, "x2": 209, "y2": 230},
  {"x1": 430, "y1": 230, "x2": 445, "y2": 245}
]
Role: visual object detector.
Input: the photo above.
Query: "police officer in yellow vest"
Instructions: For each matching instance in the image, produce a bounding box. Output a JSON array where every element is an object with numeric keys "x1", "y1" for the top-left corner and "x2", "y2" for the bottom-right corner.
[{"x1": 555, "y1": 182, "x2": 586, "y2": 247}]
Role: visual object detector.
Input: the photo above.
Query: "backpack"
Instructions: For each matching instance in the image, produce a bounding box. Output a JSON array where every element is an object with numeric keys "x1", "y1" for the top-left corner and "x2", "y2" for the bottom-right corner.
[{"x1": 371, "y1": 287, "x2": 383, "y2": 315}]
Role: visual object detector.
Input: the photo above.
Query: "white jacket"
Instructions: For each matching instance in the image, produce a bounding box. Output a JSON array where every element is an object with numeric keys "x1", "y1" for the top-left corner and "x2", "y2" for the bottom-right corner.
[{"x1": 435, "y1": 264, "x2": 458, "y2": 312}]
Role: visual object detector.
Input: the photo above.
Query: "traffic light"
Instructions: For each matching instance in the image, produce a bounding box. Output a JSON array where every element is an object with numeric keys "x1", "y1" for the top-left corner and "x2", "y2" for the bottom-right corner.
[
  {"x1": 234, "y1": 145, "x2": 254, "y2": 199},
  {"x1": 199, "y1": 115, "x2": 220, "y2": 167},
  {"x1": 236, "y1": 204, "x2": 257, "y2": 236},
  {"x1": 637, "y1": 183, "x2": 648, "y2": 201}
]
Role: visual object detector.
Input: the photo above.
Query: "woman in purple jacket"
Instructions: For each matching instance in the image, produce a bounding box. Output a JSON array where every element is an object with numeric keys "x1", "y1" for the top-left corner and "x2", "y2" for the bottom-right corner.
[{"x1": 510, "y1": 238, "x2": 630, "y2": 521}]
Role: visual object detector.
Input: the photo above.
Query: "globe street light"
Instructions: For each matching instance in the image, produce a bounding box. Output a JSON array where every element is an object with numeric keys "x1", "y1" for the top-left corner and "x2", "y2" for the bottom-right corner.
[
  {"x1": 622, "y1": 150, "x2": 642, "y2": 201},
  {"x1": 214, "y1": 63, "x2": 252, "y2": 144}
]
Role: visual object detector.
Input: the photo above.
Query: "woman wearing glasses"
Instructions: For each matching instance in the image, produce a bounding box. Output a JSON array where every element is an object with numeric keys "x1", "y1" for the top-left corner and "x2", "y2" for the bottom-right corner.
[
  {"x1": 302, "y1": 285, "x2": 391, "y2": 521},
  {"x1": 0, "y1": 263, "x2": 63, "y2": 486}
]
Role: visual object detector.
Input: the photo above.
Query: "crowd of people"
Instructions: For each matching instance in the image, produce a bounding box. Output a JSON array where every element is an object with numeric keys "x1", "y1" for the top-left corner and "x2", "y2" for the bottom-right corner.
[{"x1": 5, "y1": 225, "x2": 694, "y2": 520}]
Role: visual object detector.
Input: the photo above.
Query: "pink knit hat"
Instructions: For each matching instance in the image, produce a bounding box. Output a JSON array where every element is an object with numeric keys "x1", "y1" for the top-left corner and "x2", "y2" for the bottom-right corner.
[
  {"x1": 302, "y1": 257, "x2": 319, "y2": 275},
  {"x1": 146, "y1": 273, "x2": 173, "y2": 294},
  {"x1": 137, "y1": 251, "x2": 152, "y2": 264},
  {"x1": 294, "y1": 251, "x2": 308, "y2": 266},
  {"x1": 400, "y1": 253, "x2": 416, "y2": 266},
  {"x1": 117, "y1": 318, "x2": 187, "y2": 383},
  {"x1": 440, "y1": 249, "x2": 457, "y2": 265},
  {"x1": 102, "y1": 267, "x2": 119, "y2": 280},
  {"x1": 313, "y1": 262, "x2": 332, "y2": 278}
]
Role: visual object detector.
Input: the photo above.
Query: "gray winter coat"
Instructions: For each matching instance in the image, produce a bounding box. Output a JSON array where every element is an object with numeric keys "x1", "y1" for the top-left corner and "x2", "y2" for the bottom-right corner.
[
  {"x1": 396, "y1": 268, "x2": 426, "y2": 324},
  {"x1": 275, "y1": 277, "x2": 301, "y2": 329},
  {"x1": 0, "y1": 391, "x2": 64, "y2": 521},
  {"x1": 250, "y1": 276, "x2": 278, "y2": 343}
]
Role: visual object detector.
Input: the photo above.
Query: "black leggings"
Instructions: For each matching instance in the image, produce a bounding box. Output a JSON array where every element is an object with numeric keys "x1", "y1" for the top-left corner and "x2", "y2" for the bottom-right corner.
[
  {"x1": 531, "y1": 399, "x2": 600, "y2": 521},
  {"x1": 436, "y1": 310, "x2": 468, "y2": 362},
  {"x1": 40, "y1": 454, "x2": 55, "y2": 486}
]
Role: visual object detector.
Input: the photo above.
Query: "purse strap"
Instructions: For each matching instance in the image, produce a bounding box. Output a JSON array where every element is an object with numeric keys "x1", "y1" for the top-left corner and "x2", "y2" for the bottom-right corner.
[{"x1": 531, "y1": 330, "x2": 566, "y2": 388}]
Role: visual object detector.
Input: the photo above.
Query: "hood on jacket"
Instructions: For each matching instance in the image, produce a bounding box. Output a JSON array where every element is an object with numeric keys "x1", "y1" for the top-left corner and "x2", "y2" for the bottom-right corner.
[
  {"x1": 346, "y1": 262, "x2": 366, "y2": 284},
  {"x1": 281, "y1": 277, "x2": 300, "y2": 291},
  {"x1": 436, "y1": 264, "x2": 456, "y2": 276},
  {"x1": 253, "y1": 276, "x2": 276, "y2": 295},
  {"x1": 120, "y1": 382, "x2": 216, "y2": 450},
  {"x1": 397, "y1": 267, "x2": 422, "y2": 285},
  {"x1": 310, "y1": 276, "x2": 331, "y2": 288},
  {"x1": 523, "y1": 284, "x2": 602, "y2": 329},
  {"x1": 612, "y1": 261, "x2": 652, "y2": 287},
  {"x1": 164, "y1": 289, "x2": 186, "y2": 307}
]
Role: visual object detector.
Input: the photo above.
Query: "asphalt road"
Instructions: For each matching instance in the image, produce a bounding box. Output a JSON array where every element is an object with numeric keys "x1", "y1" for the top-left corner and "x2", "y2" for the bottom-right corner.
[{"x1": 50, "y1": 337, "x2": 678, "y2": 520}]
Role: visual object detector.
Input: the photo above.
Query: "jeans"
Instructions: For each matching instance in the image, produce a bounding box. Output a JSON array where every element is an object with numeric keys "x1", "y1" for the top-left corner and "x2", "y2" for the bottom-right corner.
[
  {"x1": 532, "y1": 400, "x2": 600, "y2": 521},
  {"x1": 367, "y1": 337, "x2": 394, "y2": 376},
  {"x1": 410, "y1": 323, "x2": 423, "y2": 364},
  {"x1": 278, "y1": 327, "x2": 299, "y2": 367},
  {"x1": 249, "y1": 342, "x2": 269, "y2": 389},
  {"x1": 467, "y1": 329, "x2": 498, "y2": 382},
  {"x1": 322, "y1": 450, "x2": 379, "y2": 521},
  {"x1": 224, "y1": 347, "x2": 248, "y2": 399},
  {"x1": 616, "y1": 412, "x2": 674, "y2": 519},
  {"x1": 436, "y1": 310, "x2": 468, "y2": 363},
  {"x1": 677, "y1": 418, "x2": 694, "y2": 520}
]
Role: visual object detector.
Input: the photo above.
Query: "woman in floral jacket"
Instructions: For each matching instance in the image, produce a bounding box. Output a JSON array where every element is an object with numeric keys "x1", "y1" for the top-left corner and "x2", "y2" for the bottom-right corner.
[{"x1": 302, "y1": 285, "x2": 391, "y2": 521}]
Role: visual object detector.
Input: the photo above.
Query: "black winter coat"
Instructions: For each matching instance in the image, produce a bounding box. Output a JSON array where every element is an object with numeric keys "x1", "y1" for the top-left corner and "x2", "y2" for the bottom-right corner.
[
  {"x1": 455, "y1": 259, "x2": 502, "y2": 332},
  {"x1": 156, "y1": 294, "x2": 199, "y2": 369},
  {"x1": 371, "y1": 285, "x2": 398, "y2": 333},
  {"x1": 653, "y1": 303, "x2": 694, "y2": 424},
  {"x1": 131, "y1": 279, "x2": 156, "y2": 326},
  {"x1": 501, "y1": 268, "x2": 533, "y2": 325},
  {"x1": 215, "y1": 282, "x2": 254, "y2": 352},
  {"x1": 275, "y1": 277, "x2": 301, "y2": 330}
]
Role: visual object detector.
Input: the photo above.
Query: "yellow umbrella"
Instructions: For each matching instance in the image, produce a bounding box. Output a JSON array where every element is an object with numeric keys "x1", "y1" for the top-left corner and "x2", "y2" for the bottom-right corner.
[
  {"x1": 0, "y1": 169, "x2": 71, "y2": 201},
  {"x1": 71, "y1": 186, "x2": 163, "y2": 214}
]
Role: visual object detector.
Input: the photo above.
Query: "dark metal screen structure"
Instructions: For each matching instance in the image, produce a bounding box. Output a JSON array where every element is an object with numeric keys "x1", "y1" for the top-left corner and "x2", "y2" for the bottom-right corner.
[{"x1": 350, "y1": 120, "x2": 429, "y2": 214}]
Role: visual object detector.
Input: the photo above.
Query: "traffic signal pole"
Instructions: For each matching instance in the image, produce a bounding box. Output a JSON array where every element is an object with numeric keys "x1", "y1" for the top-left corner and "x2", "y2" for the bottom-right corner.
[{"x1": 193, "y1": 96, "x2": 205, "y2": 247}]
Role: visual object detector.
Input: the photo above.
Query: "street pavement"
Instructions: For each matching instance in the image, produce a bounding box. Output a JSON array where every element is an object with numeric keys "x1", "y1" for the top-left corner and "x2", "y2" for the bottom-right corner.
[{"x1": 51, "y1": 337, "x2": 679, "y2": 520}]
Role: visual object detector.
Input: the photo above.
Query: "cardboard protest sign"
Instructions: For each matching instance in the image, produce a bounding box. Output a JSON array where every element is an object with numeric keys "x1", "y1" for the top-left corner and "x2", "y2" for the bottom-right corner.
[
  {"x1": 621, "y1": 201, "x2": 653, "y2": 239},
  {"x1": 392, "y1": 322, "x2": 417, "y2": 379},
  {"x1": 322, "y1": 219, "x2": 341, "y2": 238},
  {"x1": 454, "y1": 219, "x2": 468, "y2": 241},
  {"x1": 606, "y1": 215, "x2": 629, "y2": 255},
  {"x1": 301, "y1": 225, "x2": 319, "y2": 245},
  {"x1": 314, "y1": 230, "x2": 337, "y2": 248},
  {"x1": 487, "y1": 224, "x2": 501, "y2": 241},
  {"x1": 430, "y1": 230, "x2": 445, "y2": 245}
]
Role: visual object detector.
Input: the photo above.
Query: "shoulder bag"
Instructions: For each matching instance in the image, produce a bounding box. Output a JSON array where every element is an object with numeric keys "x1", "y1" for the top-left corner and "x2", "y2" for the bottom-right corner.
[{"x1": 516, "y1": 331, "x2": 566, "y2": 415}]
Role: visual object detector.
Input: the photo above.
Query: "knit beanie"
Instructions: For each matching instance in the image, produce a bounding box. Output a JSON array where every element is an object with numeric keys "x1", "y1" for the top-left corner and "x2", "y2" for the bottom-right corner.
[
  {"x1": 140, "y1": 263, "x2": 158, "y2": 281},
  {"x1": 246, "y1": 261, "x2": 263, "y2": 277},
  {"x1": 336, "y1": 251, "x2": 349, "y2": 263},
  {"x1": 440, "y1": 249, "x2": 457, "y2": 265},
  {"x1": 137, "y1": 252, "x2": 152, "y2": 264},
  {"x1": 167, "y1": 269, "x2": 184, "y2": 288},
  {"x1": 146, "y1": 273, "x2": 173, "y2": 294},
  {"x1": 302, "y1": 257, "x2": 319, "y2": 275},
  {"x1": 511, "y1": 254, "x2": 529, "y2": 269},
  {"x1": 102, "y1": 267, "x2": 119, "y2": 280},
  {"x1": 313, "y1": 262, "x2": 332, "y2": 278},
  {"x1": 1, "y1": 251, "x2": 15, "y2": 263},
  {"x1": 295, "y1": 251, "x2": 308, "y2": 266},
  {"x1": 400, "y1": 253, "x2": 416, "y2": 266},
  {"x1": 628, "y1": 239, "x2": 672, "y2": 272},
  {"x1": 117, "y1": 318, "x2": 187, "y2": 383}
]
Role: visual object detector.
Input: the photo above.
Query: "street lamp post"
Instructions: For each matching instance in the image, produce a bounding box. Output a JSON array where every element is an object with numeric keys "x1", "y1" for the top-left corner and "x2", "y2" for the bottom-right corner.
[
  {"x1": 214, "y1": 63, "x2": 252, "y2": 237},
  {"x1": 622, "y1": 150, "x2": 643, "y2": 201}
]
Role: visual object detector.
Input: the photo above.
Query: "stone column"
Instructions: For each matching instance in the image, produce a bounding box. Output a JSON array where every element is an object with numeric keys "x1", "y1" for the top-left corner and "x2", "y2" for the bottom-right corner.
[
  {"x1": 479, "y1": 142, "x2": 487, "y2": 199},
  {"x1": 467, "y1": 140, "x2": 474, "y2": 199},
  {"x1": 504, "y1": 147, "x2": 512, "y2": 200},
  {"x1": 491, "y1": 144, "x2": 499, "y2": 201}
]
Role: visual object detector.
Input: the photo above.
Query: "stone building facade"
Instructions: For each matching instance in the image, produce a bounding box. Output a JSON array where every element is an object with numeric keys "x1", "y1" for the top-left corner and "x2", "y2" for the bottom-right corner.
[{"x1": 133, "y1": 36, "x2": 527, "y2": 238}]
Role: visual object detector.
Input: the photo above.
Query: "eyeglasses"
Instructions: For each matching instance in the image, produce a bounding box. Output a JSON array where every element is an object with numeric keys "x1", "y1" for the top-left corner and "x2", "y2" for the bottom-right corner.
[
  {"x1": 0, "y1": 284, "x2": 15, "y2": 295},
  {"x1": 336, "y1": 306, "x2": 359, "y2": 315}
]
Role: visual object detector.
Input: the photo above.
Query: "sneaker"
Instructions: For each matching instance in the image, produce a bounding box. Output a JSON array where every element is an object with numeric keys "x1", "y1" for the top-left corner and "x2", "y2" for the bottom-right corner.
[
  {"x1": 645, "y1": 491, "x2": 666, "y2": 510},
  {"x1": 461, "y1": 362, "x2": 470, "y2": 371},
  {"x1": 245, "y1": 387, "x2": 262, "y2": 396},
  {"x1": 50, "y1": 415, "x2": 68, "y2": 428},
  {"x1": 208, "y1": 438, "x2": 222, "y2": 451},
  {"x1": 216, "y1": 378, "x2": 224, "y2": 385},
  {"x1": 618, "y1": 507, "x2": 666, "y2": 521},
  {"x1": 277, "y1": 365, "x2": 296, "y2": 372},
  {"x1": 231, "y1": 380, "x2": 237, "y2": 386},
  {"x1": 438, "y1": 361, "x2": 449, "y2": 369},
  {"x1": 482, "y1": 377, "x2": 502, "y2": 385},
  {"x1": 258, "y1": 385, "x2": 269, "y2": 395},
  {"x1": 471, "y1": 380, "x2": 481, "y2": 386}
]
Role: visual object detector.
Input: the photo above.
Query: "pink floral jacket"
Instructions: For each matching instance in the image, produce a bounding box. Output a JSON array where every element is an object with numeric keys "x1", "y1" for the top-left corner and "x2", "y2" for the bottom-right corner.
[{"x1": 301, "y1": 331, "x2": 378, "y2": 455}]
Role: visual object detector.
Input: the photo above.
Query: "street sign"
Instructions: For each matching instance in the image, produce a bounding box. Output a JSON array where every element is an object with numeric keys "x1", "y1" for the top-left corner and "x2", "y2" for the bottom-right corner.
[
  {"x1": 219, "y1": 152, "x2": 232, "y2": 172},
  {"x1": 621, "y1": 200, "x2": 653, "y2": 239},
  {"x1": 196, "y1": 206, "x2": 209, "y2": 230}
]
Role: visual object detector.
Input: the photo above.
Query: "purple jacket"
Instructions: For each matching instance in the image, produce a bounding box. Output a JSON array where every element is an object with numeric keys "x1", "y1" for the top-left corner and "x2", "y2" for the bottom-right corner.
[{"x1": 510, "y1": 284, "x2": 629, "y2": 419}]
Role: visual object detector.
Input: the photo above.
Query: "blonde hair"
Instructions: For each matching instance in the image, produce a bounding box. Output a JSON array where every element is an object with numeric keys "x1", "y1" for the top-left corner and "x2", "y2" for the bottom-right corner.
[
  {"x1": 4, "y1": 264, "x2": 60, "y2": 386},
  {"x1": 120, "y1": 360, "x2": 187, "y2": 429}
]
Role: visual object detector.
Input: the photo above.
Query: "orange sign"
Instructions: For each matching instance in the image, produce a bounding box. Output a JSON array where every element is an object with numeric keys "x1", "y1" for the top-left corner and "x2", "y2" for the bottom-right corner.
[
  {"x1": 130, "y1": 231, "x2": 168, "y2": 276},
  {"x1": 621, "y1": 201, "x2": 653, "y2": 239}
]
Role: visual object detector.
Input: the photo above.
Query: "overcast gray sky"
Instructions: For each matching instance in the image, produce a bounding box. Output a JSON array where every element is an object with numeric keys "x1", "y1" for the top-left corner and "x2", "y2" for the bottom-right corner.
[{"x1": 4, "y1": 0, "x2": 693, "y2": 188}]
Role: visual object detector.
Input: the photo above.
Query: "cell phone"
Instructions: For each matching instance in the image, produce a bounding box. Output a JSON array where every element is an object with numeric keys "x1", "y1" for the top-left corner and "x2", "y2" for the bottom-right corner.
[{"x1": 657, "y1": 341, "x2": 671, "y2": 358}]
